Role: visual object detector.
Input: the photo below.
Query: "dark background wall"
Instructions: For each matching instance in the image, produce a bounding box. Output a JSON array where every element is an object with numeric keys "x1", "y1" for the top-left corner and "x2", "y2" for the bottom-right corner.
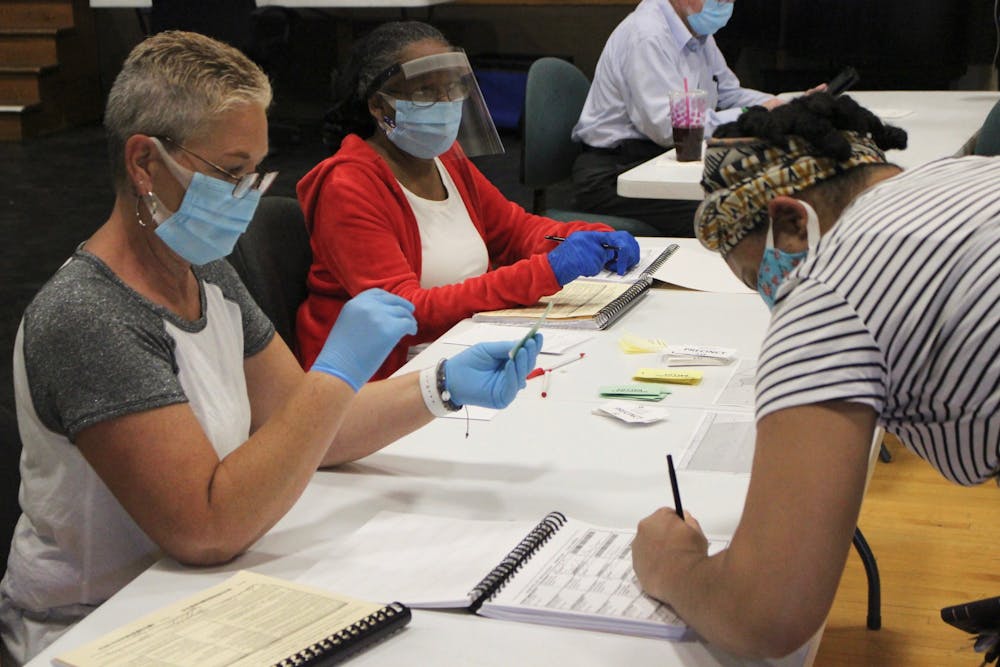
[{"x1": 92, "y1": 1, "x2": 1000, "y2": 132}]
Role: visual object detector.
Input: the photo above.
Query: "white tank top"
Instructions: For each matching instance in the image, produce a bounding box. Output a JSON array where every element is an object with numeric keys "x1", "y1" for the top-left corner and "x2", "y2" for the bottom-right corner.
[{"x1": 399, "y1": 158, "x2": 489, "y2": 288}]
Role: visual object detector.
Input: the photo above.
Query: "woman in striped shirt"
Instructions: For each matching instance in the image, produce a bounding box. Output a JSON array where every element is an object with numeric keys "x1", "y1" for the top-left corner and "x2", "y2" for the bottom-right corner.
[{"x1": 631, "y1": 92, "x2": 1000, "y2": 658}]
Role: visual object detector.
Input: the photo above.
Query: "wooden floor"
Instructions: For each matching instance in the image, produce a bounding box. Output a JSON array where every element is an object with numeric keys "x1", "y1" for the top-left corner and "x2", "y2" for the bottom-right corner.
[{"x1": 814, "y1": 435, "x2": 999, "y2": 666}]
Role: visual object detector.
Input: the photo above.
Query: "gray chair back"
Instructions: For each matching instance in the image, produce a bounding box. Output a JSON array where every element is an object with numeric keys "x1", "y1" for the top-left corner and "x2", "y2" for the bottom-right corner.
[
  {"x1": 227, "y1": 196, "x2": 312, "y2": 349},
  {"x1": 974, "y1": 99, "x2": 1000, "y2": 156},
  {"x1": 520, "y1": 57, "x2": 661, "y2": 236},
  {"x1": 521, "y1": 57, "x2": 590, "y2": 193}
]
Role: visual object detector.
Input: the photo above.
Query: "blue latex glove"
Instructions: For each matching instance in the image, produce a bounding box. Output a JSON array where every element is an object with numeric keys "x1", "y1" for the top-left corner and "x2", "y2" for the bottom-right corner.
[
  {"x1": 311, "y1": 288, "x2": 417, "y2": 391},
  {"x1": 601, "y1": 230, "x2": 641, "y2": 276},
  {"x1": 547, "y1": 231, "x2": 641, "y2": 285},
  {"x1": 445, "y1": 334, "x2": 542, "y2": 409}
]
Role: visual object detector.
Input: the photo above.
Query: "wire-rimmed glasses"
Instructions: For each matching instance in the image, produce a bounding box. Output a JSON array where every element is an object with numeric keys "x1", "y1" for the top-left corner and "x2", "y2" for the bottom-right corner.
[
  {"x1": 381, "y1": 80, "x2": 470, "y2": 109},
  {"x1": 158, "y1": 136, "x2": 277, "y2": 198}
]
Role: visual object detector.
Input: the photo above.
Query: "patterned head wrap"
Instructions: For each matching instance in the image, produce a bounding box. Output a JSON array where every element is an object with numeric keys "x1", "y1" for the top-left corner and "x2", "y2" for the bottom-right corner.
[{"x1": 694, "y1": 131, "x2": 888, "y2": 256}]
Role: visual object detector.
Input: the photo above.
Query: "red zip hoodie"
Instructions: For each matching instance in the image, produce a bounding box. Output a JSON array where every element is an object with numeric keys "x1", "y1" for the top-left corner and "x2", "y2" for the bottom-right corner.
[{"x1": 295, "y1": 134, "x2": 611, "y2": 379}]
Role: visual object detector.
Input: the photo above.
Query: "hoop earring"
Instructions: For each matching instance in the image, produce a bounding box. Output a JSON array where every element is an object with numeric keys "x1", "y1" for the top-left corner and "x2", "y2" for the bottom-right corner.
[
  {"x1": 135, "y1": 191, "x2": 156, "y2": 228},
  {"x1": 135, "y1": 196, "x2": 146, "y2": 228}
]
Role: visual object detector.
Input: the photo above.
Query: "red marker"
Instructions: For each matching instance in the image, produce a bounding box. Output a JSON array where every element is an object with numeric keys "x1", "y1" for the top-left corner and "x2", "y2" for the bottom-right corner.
[{"x1": 527, "y1": 352, "x2": 586, "y2": 380}]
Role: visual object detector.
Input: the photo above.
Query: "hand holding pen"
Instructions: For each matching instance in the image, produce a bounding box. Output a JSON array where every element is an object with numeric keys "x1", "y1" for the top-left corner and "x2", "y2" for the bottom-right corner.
[
  {"x1": 545, "y1": 231, "x2": 641, "y2": 284},
  {"x1": 631, "y1": 456, "x2": 708, "y2": 608},
  {"x1": 666, "y1": 454, "x2": 684, "y2": 519}
]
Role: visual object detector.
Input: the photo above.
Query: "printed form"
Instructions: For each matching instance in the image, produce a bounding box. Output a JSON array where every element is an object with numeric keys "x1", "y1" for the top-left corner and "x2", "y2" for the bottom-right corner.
[{"x1": 485, "y1": 525, "x2": 729, "y2": 636}]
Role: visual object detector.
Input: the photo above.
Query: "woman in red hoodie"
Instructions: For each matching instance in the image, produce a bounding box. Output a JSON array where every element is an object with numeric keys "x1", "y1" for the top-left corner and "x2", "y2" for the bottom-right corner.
[{"x1": 296, "y1": 21, "x2": 641, "y2": 379}]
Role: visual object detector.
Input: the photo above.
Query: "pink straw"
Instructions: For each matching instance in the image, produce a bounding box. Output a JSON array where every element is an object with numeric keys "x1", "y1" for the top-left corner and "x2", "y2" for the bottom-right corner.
[{"x1": 683, "y1": 77, "x2": 691, "y2": 125}]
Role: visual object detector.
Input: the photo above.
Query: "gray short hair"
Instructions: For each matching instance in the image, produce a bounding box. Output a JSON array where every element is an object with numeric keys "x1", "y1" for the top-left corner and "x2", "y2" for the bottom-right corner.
[{"x1": 104, "y1": 30, "x2": 272, "y2": 192}]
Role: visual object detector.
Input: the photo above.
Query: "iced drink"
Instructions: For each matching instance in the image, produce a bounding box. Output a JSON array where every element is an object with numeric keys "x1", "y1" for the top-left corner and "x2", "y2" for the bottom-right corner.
[{"x1": 669, "y1": 89, "x2": 708, "y2": 162}]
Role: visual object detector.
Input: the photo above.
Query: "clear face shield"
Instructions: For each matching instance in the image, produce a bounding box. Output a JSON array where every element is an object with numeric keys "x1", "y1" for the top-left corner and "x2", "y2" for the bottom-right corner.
[{"x1": 370, "y1": 49, "x2": 504, "y2": 158}]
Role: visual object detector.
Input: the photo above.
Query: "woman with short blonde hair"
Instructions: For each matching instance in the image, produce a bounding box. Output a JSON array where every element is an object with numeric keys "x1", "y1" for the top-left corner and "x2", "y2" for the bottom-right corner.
[{"x1": 0, "y1": 31, "x2": 538, "y2": 665}]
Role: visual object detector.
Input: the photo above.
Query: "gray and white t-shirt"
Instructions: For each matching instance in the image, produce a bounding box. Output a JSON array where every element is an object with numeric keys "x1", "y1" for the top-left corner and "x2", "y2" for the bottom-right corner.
[{"x1": 0, "y1": 250, "x2": 274, "y2": 663}]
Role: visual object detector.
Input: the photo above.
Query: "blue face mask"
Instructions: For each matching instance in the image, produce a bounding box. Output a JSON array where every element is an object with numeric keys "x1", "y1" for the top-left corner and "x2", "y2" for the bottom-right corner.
[
  {"x1": 145, "y1": 139, "x2": 263, "y2": 266},
  {"x1": 687, "y1": 0, "x2": 735, "y2": 36},
  {"x1": 383, "y1": 99, "x2": 464, "y2": 159},
  {"x1": 757, "y1": 200, "x2": 820, "y2": 309},
  {"x1": 147, "y1": 173, "x2": 261, "y2": 266}
]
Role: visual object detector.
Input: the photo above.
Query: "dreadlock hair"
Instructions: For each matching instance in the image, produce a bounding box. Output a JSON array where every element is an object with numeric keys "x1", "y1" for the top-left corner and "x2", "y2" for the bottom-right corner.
[
  {"x1": 712, "y1": 93, "x2": 906, "y2": 160},
  {"x1": 322, "y1": 21, "x2": 448, "y2": 152},
  {"x1": 714, "y1": 92, "x2": 908, "y2": 159},
  {"x1": 714, "y1": 92, "x2": 909, "y2": 220}
]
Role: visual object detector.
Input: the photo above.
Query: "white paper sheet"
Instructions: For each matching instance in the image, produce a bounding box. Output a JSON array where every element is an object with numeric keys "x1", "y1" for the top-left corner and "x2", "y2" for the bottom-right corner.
[
  {"x1": 680, "y1": 412, "x2": 756, "y2": 474},
  {"x1": 440, "y1": 323, "x2": 594, "y2": 355},
  {"x1": 297, "y1": 512, "x2": 547, "y2": 607},
  {"x1": 650, "y1": 245, "x2": 754, "y2": 294},
  {"x1": 714, "y1": 359, "x2": 757, "y2": 409},
  {"x1": 586, "y1": 247, "x2": 665, "y2": 284}
]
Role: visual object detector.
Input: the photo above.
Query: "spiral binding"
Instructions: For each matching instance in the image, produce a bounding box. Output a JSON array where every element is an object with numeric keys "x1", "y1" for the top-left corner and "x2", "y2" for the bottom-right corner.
[
  {"x1": 593, "y1": 278, "x2": 653, "y2": 329},
  {"x1": 467, "y1": 511, "x2": 568, "y2": 613},
  {"x1": 593, "y1": 244, "x2": 678, "y2": 329},
  {"x1": 641, "y1": 243, "x2": 679, "y2": 278},
  {"x1": 272, "y1": 601, "x2": 412, "y2": 667}
]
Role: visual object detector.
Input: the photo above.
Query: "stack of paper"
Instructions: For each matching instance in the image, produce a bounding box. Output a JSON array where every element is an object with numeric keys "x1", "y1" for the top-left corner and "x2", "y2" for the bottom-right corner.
[
  {"x1": 618, "y1": 333, "x2": 668, "y2": 354},
  {"x1": 598, "y1": 384, "x2": 672, "y2": 401},
  {"x1": 662, "y1": 344, "x2": 736, "y2": 366},
  {"x1": 633, "y1": 369, "x2": 703, "y2": 385},
  {"x1": 594, "y1": 401, "x2": 668, "y2": 424}
]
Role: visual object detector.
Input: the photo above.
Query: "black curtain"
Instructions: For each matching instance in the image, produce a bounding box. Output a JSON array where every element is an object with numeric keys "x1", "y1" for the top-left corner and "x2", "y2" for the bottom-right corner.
[{"x1": 150, "y1": 0, "x2": 256, "y2": 53}]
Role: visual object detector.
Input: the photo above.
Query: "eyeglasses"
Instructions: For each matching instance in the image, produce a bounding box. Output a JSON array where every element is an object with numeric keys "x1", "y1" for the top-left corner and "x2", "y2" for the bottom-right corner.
[
  {"x1": 158, "y1": 136, "x2": 278, "y2": 198},
  {"x1": 382, "y1": 80, "x2": 470, "y2": 109}
]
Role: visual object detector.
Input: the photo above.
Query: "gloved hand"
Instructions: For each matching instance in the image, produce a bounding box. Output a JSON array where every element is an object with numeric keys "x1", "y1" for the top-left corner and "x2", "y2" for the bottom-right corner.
[
  {"x1": 600, "y1": 230, "x2": 641, "y2": 276},
  {"x1": 444, "y1": 334, "x2": 542, "y2": 409},
  {"x1": 547, "y1": 231, "x2": 641, "y2": 285},
  {"x1": 311, "y1": 288, "x2": 417, "y2": 391}
]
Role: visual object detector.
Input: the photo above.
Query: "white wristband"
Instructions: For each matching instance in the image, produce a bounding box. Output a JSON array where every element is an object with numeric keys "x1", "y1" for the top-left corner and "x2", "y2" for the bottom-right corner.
[{"x1": 420, "y1": 365, "x2": 452, "y2": 418}]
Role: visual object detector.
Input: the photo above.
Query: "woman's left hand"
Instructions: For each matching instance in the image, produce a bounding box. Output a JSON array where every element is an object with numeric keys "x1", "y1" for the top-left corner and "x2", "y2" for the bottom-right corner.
[
  {"x1": 600, "y1": 230, "x2": 641, "y2": 275},
  {"x1": 445, "y1": 334, "x2": 542, "y2": 409}
]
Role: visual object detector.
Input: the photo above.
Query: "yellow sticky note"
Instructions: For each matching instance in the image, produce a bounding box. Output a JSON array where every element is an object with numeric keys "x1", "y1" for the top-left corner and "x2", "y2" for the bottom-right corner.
[
  {"x1": 633, "y1": 368, "x2": 703, "y2": 385},
  {"x1": 618, "y1": 334, "x2": 668, "y2": 354}
]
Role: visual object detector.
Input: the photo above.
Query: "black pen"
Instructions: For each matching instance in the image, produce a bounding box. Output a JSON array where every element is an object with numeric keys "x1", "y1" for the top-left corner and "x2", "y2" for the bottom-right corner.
[
  {"x1": 666, "y1": 454, "x2": 684, "y2": 519},
  {"x1": 544, "y1": 234, "x2": 619, "y2": 251}
]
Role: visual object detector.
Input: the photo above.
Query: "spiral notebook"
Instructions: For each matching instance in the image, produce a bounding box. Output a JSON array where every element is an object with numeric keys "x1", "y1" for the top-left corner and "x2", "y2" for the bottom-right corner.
[
  {"x1": 298, "y1": 510, "x2": 727, "y2": 640},
  {"x1": 473, "y1": 244, "x2": 679, "y2": 330},
  {"x1": 54, "y1": 571, "x2": 411, "y2": 667}
]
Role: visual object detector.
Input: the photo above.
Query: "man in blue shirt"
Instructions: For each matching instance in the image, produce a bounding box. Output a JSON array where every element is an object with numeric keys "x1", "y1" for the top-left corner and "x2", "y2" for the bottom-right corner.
[{"x1": 571, "y1": 0, "x2": 780, "y2": 236}]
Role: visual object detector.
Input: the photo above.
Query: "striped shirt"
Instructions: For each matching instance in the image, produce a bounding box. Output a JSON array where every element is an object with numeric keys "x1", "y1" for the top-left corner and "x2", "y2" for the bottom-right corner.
[{"x1": 756, "y1": 156, "x2": 1000, "y2": 485}]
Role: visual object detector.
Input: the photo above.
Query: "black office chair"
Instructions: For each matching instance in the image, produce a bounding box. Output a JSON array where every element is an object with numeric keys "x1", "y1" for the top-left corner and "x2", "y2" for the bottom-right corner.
[
  {"x1": 853, "y1": 526, "x2": 881, "y2": 630},
  {"x1": 226, "y1": 196, "x2": 312, "y2": 348},
  {"x1": 974, "y1": 99, "x2": 1000, "y2": 157},
  {"x1": 521, "y1": 57, "x2": 660, "y2": 237},
  {"x1": 0, "y1": 403, "x2": 23, "y2": 576}
]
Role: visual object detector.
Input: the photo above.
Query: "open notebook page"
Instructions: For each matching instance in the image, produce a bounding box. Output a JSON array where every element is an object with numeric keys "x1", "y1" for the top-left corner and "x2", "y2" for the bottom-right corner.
[
  {"x1": 586, "y1": 247, "x2": 667, "y2": 284},
  {"x1": 482, "y1": 521, "x2": 728, "y2": 638},
  {"x1": 298, "y1": 511, "x2": 728, "y2": 639},
  {"x1": 651, "y1": 244, "x2": 754, "y2": 294},
  {"x1": 440, "y1": 323, "x2": 594, "y2": 355},
  {"x1": 475, "y1": 281, "x2": 633, "y2": 321},
  {"x1": 298, "y1": 511, "x2": 537, "y2": 608}
]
